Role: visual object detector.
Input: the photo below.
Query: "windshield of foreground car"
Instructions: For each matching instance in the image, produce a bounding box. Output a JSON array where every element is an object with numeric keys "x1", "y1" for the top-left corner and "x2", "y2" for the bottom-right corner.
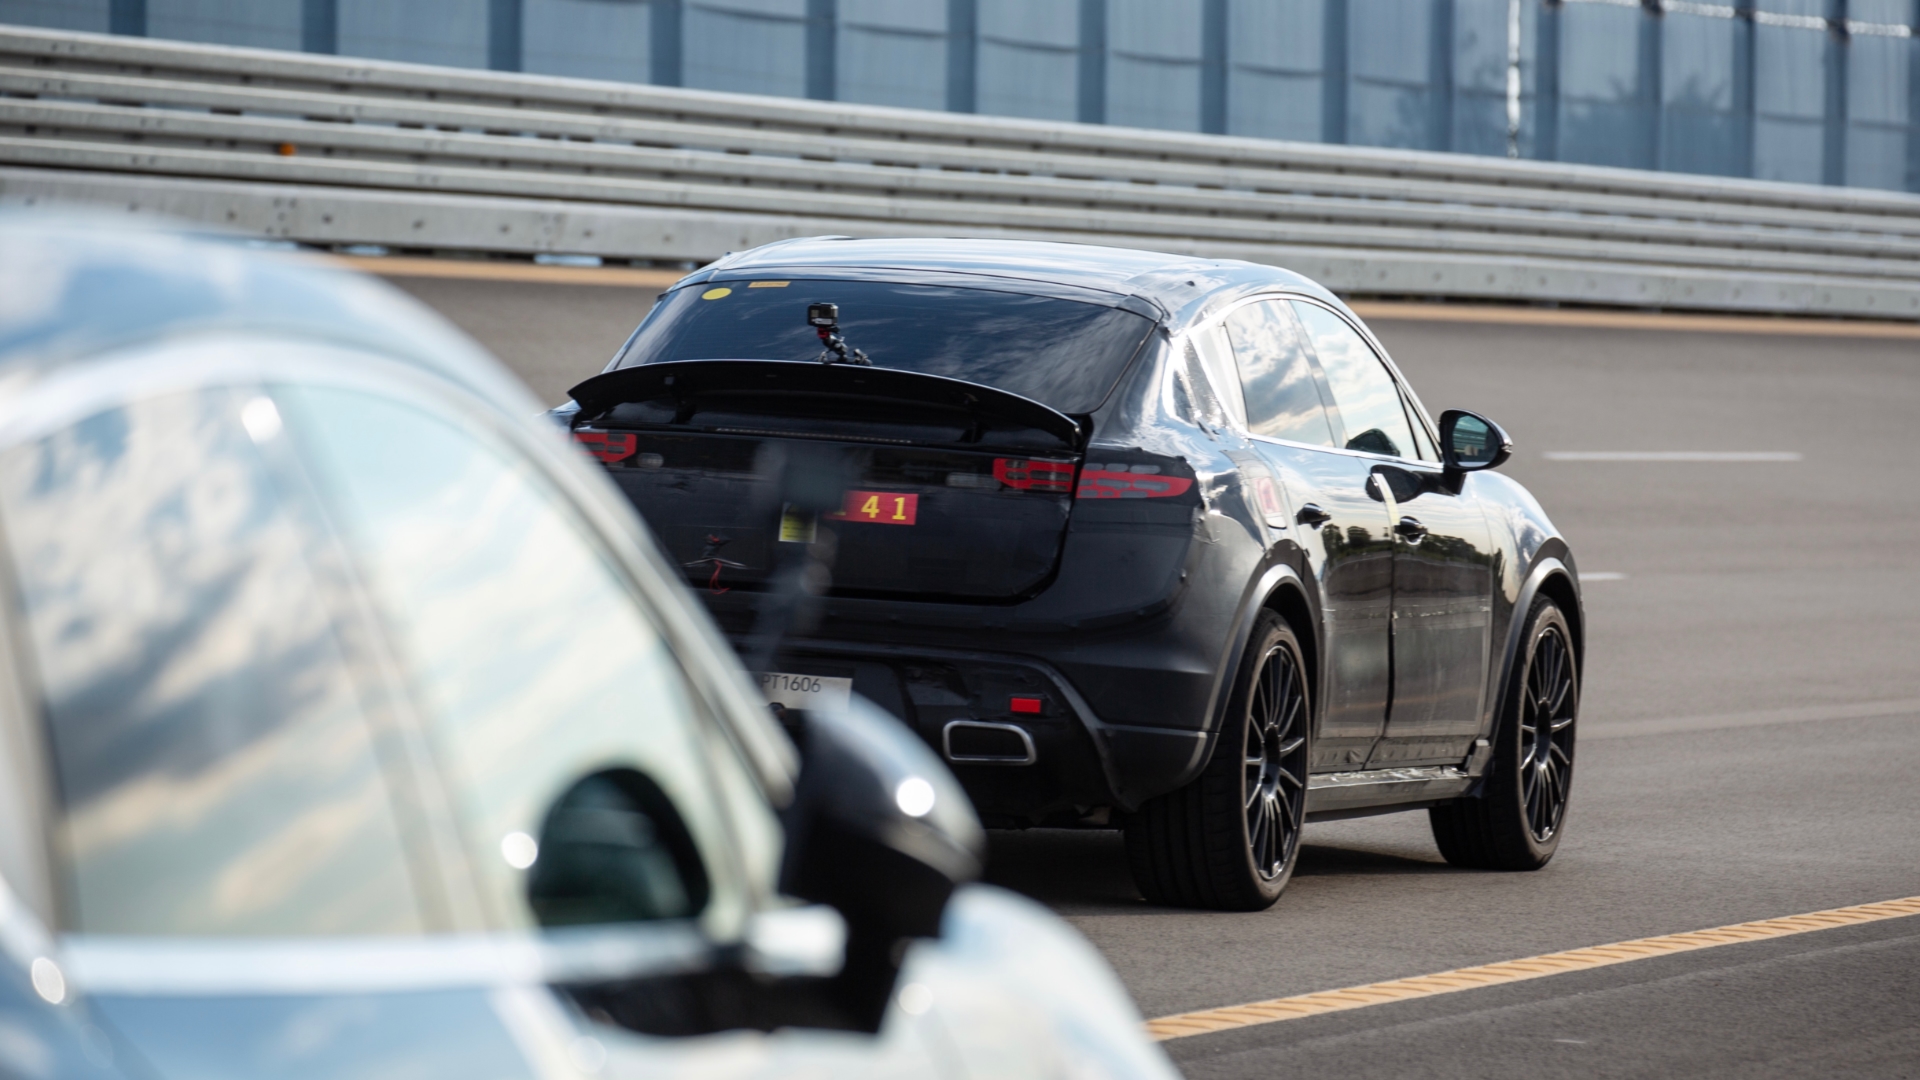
[{"x1": 613, "y1": 279, "x2": 1155, "y2": 415}]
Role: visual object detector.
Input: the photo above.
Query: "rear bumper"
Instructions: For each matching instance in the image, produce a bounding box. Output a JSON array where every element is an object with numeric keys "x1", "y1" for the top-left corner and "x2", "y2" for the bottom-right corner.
[{"x1": 759, "y1": 639, "x2": 1210, "y2": 822}]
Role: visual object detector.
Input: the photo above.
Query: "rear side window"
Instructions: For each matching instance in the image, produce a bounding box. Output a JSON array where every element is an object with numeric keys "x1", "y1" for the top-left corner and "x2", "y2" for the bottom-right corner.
[
  {"x1": 615, "y1": 279, "x2": 1153, "y2": 415},
  {"x1": 1223, "y1": 300, "x2": 1338, "y2": 447},
  {"x1": 0, "y1": 389, "x2": 423, "y2": 935},
  {"x1": 1290, "y1": 302, "x2": 1418, "y2": 459},
  {"x1": 280, "y1": 387, "x2": 729, "y2": 931}
]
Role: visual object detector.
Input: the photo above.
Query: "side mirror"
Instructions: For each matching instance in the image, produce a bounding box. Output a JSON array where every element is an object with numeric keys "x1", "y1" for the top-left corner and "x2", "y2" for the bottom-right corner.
[
  {"x1": 779, "y1": 695, "x2": 983, "y2": 1032},
  {"x1": 1439, "y1": 409, "x2": 1513, "y2": 472}
]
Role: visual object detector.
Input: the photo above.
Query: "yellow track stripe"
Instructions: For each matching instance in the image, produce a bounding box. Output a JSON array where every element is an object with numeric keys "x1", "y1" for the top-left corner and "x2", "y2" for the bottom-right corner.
[
  {"x1": 334, "y1": 255, "x2": 684, "y2": 289},
  {"x1": 1350, "y1": 301, "x2": 1920, "y2": 339},
  {"x1": 1144, "y1": 894, "x2": 1920, "y2": 1042}
]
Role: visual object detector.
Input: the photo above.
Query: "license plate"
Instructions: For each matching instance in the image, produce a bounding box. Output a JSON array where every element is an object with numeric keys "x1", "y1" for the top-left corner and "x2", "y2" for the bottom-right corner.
[{"x1": 756, "y1": 672, "x2": 853, "y2": 713}]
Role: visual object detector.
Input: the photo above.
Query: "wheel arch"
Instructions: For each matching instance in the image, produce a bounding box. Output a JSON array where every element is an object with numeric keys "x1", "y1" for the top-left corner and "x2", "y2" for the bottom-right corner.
[
  {"x1": 1491, "y1": 555, "x2": 1584, "y2": 742},
  {"x1": 1188, "y1": 562, "x2": 1319, "y2": 774}
]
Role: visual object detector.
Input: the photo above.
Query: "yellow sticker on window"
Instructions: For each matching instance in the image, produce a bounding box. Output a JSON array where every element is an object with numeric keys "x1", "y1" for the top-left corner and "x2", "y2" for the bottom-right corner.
[
  {"x1": 747, "y1": 281, "x2": 791, "y2": 288},
  {"x1": 701, "y1": 287, "x2": 733, "y2": 300},
  {"x1": 778, "y1": 504, "x2": 818, "y2": 544}
]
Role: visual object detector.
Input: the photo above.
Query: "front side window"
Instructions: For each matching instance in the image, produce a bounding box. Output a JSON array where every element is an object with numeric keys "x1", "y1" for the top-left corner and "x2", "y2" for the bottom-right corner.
[
  {"x1": 0, "y1": 389, "x2": 423, "y2": 935},
  {"x1": 614, "y1": 279, "x2": 1154, "y2": 414},
  {"x1": 281, "y1": 386, "x2": 732, "y2": 931},
  {"x1": 1290, "y1": 302, "x2": 1418, "y2": 459},
  {"x1": 1224, "y1": 300, "x2": 1338, "y2": 446}
]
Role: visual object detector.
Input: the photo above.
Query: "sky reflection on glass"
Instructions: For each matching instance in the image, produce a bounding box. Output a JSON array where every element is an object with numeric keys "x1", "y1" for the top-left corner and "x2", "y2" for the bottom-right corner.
[
  {"x1": 282, "y1": 387, "x2": 723, "y2": 930},
  {"x1": 0, "y1": 389, "x2": 422, "y2": 935},
  {"x1": 1291, "y1": 302, "x2": 1417, "y2": 459},
  {"x1": 1224, "y1": 300, "x2": 1337, "y2": 447}
]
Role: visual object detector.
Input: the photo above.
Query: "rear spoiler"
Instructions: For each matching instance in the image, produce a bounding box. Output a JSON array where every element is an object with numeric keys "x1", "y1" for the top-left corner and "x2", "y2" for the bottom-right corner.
[{"x1": 568, "y1": 360, "x2": 1086, "y2": 450}]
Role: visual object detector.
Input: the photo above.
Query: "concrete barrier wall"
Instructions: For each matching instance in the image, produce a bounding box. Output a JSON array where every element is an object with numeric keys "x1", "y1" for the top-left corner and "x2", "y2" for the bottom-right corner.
[{"x1": 4, "y1": 25, "x2": 1919, "y2": 317}]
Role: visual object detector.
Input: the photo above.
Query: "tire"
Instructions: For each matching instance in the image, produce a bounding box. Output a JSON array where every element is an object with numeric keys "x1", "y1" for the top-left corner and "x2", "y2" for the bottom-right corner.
[
  {"x1": 1430, "y1": 594, "x2": 1578, "y2": 871},
  {"x1": 1125, "y1": 611, "x2": 1311, "y2": 910}
]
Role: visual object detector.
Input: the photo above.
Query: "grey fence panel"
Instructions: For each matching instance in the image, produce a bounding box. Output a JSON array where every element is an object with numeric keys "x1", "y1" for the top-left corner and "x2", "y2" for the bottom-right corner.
[{"x1": 4, "y1": 24, "x2": 1920, "y2": 317}]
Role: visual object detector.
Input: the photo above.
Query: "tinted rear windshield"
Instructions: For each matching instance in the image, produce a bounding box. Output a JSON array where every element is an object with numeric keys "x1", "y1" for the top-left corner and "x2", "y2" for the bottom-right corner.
[{"x1": 614, "y1": 279, "x2": 1154, "y2": 415}]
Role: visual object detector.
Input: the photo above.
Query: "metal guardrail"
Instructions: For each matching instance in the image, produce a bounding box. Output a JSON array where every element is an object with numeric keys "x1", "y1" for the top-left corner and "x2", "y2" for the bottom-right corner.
[{"x1": 3, "y1": 25, "x2": 1920, "y2": 318}]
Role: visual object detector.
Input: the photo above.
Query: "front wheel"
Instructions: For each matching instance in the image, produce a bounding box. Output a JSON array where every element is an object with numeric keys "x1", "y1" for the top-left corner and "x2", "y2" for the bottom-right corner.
[
  {"x1": 1125, "y1": 611, "x2": 1311, "y2": 910},
  {"x1": 1430, "y1": 594, "x2": 1578, "y2": 870}
]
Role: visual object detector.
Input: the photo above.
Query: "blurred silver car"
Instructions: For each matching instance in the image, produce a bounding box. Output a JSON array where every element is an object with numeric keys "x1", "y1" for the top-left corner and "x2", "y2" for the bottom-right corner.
[{"x1": 0, "y1": 217, "x2": 1176, "y2": 1080}]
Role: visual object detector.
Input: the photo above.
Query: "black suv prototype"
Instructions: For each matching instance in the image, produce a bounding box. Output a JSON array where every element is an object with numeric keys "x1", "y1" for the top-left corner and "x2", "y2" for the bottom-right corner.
[{"x1": 559, "y1": 238, "x2": 1584, "y2": 911}]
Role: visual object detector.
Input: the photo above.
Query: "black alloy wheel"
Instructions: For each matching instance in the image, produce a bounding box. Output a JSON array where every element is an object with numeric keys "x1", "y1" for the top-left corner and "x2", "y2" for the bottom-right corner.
[
  {"x1": 1518, "y1": 620, "x2": 1576, "y2": 842},
  {"x1": 1430, "y1": 595, "x2": 1578, "y2": 870},
  {"x1": 1126, "y1": 611, "x2": 1311, "y2": 910},
  {"x1": 1245, "y1": 634, "x2": 1309, "y2": 882}
]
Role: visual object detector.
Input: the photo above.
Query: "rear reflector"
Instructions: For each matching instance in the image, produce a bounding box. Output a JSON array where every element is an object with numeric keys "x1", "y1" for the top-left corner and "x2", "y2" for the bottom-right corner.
[
  {"x1": 1009, "y1": 696, "x2": 1042, "y2": 714},
  {"x1": 994, "y1": 458, "x2": 1075, "y2": 493},
  {"x1": 574, "y1": 431, "x2": 638, "y2": 463},
  {"x1": 1077, "y1": 465, "x2": 1194, "y2": 499}
]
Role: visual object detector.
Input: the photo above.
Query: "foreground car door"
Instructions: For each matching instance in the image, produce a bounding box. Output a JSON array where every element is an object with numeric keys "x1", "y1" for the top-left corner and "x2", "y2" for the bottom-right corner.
[
  {"x1": 1288, "y1": 301, "x2": 1495, "y2": 768},
  {"x1": 0, "y1": 381, "x2": 542, "y2": 1079},
  {"x1": 0, "y1": 351, "x2": 943, "y2": 1079}
]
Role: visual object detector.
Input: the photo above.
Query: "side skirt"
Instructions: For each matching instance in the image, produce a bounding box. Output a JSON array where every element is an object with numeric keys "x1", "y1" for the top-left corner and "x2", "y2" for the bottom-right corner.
[{"x1": 1304, "y1": 765, "x2": 1474, "y2": 821}]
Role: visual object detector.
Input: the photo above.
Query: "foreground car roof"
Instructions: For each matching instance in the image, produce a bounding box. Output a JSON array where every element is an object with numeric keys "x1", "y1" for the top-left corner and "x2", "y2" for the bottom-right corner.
[
  {"x1": 0, "y1": 213, "x2": 540, "y2": 420},
  {"x1": 696, "y1": 236, "x2": 1341, "y2": 326}
]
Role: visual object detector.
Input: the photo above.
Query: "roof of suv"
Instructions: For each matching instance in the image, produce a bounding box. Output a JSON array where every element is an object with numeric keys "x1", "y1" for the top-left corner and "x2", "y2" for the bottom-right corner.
[{"x1": 697, "y1": 237, "x2": 1339, "y2": 325}]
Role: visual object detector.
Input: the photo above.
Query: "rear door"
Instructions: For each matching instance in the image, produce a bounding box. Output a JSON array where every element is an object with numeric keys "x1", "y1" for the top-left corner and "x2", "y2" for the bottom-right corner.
[
  {"x1": 1209, "y1": 299, "x2": 1394, "y2": 772},
  {"x1": 1289, "y1": 301, "x2": 1495, "y2": 768}
]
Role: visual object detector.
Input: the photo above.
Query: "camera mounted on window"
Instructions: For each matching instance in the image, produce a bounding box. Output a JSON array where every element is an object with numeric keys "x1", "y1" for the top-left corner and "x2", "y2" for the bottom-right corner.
[{"x1": 807, "y1": 303, "x2": 870, "y2": 366}]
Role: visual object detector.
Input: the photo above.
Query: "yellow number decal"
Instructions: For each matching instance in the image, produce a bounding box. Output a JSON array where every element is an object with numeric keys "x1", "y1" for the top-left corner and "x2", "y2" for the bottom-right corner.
[
  {"x1": 860, "y1": 495, "x2": 881, "y2": 519},
  {"x1": 891, "y1": 497, "x2": 907, "y2": 520}
]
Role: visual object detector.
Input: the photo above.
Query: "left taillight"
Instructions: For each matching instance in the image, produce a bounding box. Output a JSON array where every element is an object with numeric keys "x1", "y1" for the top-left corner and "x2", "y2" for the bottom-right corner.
[{"x1": 573, "y1": 430, "x2": 637, "y2": 464}]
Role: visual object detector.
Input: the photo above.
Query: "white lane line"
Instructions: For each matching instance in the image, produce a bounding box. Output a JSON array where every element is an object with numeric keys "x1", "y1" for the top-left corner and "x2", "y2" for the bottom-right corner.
[
  {"x1": 1578, "y1": 572, "x2": 1627, "y2": 582},
  {"x1": 1583, "y1": 698, "x2": 1920, "y2": 741},
  {"x1": 1544, "y1": 451, "x2": 1803, "y2": 462}
]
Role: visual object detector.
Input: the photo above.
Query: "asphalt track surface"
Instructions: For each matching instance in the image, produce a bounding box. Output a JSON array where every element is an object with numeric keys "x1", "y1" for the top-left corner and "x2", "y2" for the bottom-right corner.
[{"x1": 389, "y1": 270, "x2": 1920, "y2": 1079}]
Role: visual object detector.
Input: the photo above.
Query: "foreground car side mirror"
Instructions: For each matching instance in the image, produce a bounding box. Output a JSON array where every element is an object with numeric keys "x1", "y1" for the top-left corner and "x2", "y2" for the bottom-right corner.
[
  {"x1": 1439, "y1": 409, "x2": 1513, "y2": 472},
  {"x1": 779, "y1": 695, "x2": 984, "y2": 1032}
]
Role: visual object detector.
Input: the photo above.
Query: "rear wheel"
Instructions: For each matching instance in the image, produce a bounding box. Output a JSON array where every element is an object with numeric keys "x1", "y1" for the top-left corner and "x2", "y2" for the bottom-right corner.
[
  {"x1": 1430, "y1": 594, "x2": 1578, "y2": 870},
  {"x1": 1125, "y1": 612, "x2": 1310, "y2": 910}
]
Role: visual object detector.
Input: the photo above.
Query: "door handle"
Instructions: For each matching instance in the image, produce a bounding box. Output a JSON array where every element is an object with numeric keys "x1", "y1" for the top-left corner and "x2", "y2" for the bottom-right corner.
[
  {"x1": 1395, "y1": 516, "x2": 1428, "y2": 542},
  {"x1": 1295, "y1": 503, "x2": 1332, "y2": 527}
]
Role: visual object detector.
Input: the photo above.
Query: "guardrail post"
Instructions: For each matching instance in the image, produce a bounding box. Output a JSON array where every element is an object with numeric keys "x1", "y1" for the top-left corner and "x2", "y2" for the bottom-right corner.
[
  {"x1": 651, "y1": 0, "x2": 683, "y2": 86},
  {"x1": 1639, "y1": 0, "x2": 1663, "y2": 169},
  {"x1": 947, "y1": 0, "x2": 978, "y2": 113},
  {"x1": 301, "y1": 0, "x2": 337, "y2": 54},
  {"x1": 1535, "y1": 0, "x2": 1561, "y2": 160},
  {"x1": 1201, "y1": 0, "x2": 1228, "y2": 135},
  {"x1": 1823, "y1": 0, "x2": 1847, "y2": 185},
  {"x1": 807, "y1": 0, "x2": 837, "y2": 100},
  {"x1": 489, "y1": 0, "x2": 523, "y2": 72},
  {"x1": 1078, "y1": 0, "x2": 1107, "y2": 124},
  {"x1": 1909, "y1": 10, "x2": 1920, "y2": 191},
  {"x1": 1734, "y1": 0, "x2": 1755, "y2": 177},
  {"x1": 1431, "y1": 0, "x2": 1455, "y2": 151},
  {"x1": 1323, "y1": 0, "x2": 1348, "y2": 143},
  {"x1": 109, "y1": 0, "x2": 144, "y2": 36}
]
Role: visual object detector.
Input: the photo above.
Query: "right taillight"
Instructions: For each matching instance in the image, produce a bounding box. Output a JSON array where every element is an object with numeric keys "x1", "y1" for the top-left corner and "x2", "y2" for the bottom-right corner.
[
  {"x1": 994, "y1": 457, "x2": 1075, "y2": 493},
  {"x1": 573, "y1": 430, "x2": 638, "y2": 464},
  {"x1": 1077, "y1": 460, "x2": 1195, "y2": 499}
]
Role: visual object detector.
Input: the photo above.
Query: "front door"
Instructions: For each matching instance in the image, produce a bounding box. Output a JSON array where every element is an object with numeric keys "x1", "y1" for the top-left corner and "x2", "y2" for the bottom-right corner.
[
  {"x1": 1372, "y1": 463, "x2": 1496, "y2": 765},
  {"x1": 1287, "y1": 301, "x2": 1495, "y2": 768}
]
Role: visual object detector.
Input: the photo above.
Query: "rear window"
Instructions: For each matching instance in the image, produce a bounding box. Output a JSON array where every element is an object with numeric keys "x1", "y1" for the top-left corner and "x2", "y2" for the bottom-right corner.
[{"x1": 614, "y1": 279, "x2": 1154, "y2": 415}]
